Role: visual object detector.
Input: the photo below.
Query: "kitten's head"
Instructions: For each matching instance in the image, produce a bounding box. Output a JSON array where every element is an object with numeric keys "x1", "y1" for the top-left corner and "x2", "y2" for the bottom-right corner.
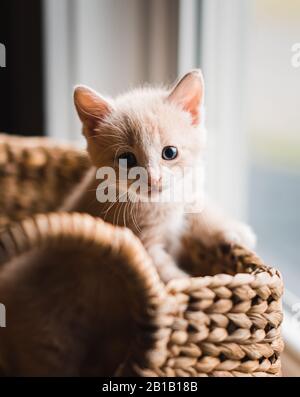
[{"x1": 74, "y1": 70, "x2": 206, "y2": 201}]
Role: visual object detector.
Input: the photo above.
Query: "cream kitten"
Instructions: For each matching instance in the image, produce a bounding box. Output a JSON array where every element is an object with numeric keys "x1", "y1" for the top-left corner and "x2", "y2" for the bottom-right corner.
[{"x1": 64, "y1": 70, "x2": 256, "y2": 282}]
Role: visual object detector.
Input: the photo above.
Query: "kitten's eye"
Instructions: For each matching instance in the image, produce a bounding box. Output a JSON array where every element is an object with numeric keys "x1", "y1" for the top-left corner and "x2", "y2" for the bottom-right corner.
[
  {"x1": 162, "y1": 146, "x2": 178, "y2": 160},
  {"x1": 118, "y1": 152, "x2": 138, "y2": 167}
]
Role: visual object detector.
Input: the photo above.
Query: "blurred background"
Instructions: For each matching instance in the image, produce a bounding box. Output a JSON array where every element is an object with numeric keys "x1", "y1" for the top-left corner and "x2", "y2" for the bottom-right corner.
[{"x1": 0, "y1": 0, "x2": 299, "y2": 375}]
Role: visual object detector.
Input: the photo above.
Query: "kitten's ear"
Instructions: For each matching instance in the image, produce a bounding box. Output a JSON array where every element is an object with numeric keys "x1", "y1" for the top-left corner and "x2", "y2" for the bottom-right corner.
[
  {"x1": 74, "y1": 85, "x2": 112, "y2": 133},
  {"x1": 168, "y1": 69, "x2": 204, "y2": 125}
]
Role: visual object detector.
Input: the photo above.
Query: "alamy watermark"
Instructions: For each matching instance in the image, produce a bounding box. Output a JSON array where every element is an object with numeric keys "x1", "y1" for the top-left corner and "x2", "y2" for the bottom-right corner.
[
  {"x1": 0, "y1": 42, "x2": 6, "y2": 68},
  {"x1": 291, "y1": 43, "x2": 300, "y2": 68},
  {"x1": 94, "y1": 160, "x2": 205, "y2": 213}
]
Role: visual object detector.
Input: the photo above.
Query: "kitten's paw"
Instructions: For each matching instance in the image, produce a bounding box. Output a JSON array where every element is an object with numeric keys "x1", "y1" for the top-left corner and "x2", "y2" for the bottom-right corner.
[
  {"x1": 158, "y1": 267, "x2": 188, "y2": 283},
  {"x1": 217, "y1": 222, "x2": 257, "y2": 250}
]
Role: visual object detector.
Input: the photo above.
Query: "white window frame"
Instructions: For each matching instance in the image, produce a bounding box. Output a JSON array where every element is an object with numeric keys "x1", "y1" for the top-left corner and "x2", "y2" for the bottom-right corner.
[{"x1": 43, "y1": 0, "x2": 78, "y2": 142}]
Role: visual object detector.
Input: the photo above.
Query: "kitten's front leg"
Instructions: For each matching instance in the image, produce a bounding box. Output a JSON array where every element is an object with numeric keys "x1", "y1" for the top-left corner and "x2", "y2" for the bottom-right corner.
[
  {"x1": 189, "y1": 203, "x2": 257, "y2": 249},
  {"x1": 147, "y1": 245, "x2": 188, "y2": 283}
]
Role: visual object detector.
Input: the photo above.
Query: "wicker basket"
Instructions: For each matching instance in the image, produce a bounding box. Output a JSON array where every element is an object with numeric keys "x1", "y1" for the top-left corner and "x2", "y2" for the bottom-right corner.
[{"x1": 0, "y1": 134, "x2": 284, "y2": 377}]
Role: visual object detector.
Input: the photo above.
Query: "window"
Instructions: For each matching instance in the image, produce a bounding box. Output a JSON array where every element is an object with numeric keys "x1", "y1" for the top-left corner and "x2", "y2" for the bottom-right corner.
[
  {"x1": 245, "y1": 0, "x2": 300, "y2": 362},
  {"x1": 245, "y1": 0, "x2": 300, "y2": 294},
  {"x1": 194, "y1": 0, "x2": 300, "y2": 366}
]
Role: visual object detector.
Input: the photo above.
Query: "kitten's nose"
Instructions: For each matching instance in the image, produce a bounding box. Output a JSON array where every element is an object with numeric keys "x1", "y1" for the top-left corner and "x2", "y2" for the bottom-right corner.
[{"x1": 148, "y1": 167, "x2": 162, "y2": 188}]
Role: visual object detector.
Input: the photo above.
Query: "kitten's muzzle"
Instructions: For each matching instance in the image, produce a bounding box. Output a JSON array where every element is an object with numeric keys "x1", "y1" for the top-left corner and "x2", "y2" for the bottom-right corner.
[{"x1": 147, "y1": 173, "x2": 162, "y2": 192}]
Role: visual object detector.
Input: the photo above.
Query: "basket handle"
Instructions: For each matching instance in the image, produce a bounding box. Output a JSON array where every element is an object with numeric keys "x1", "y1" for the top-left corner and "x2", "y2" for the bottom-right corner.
[{"x1": 0, "y1": 212, "x2": 175, "y2": 376}]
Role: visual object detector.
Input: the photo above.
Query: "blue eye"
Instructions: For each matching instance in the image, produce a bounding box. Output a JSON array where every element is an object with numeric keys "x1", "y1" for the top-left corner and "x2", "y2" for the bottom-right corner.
[
  {"x1": 118, "y1": 152, "x2": 137, "y2": 167},
  {"x1": 162, "y1": 146, "x2": 178, "y2": 160}
]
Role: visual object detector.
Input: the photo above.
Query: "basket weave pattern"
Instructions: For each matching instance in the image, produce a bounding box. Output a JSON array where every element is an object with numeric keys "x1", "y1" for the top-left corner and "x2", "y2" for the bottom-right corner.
[
  {"x1": 0, "y1": 134, "x2": 90, "y2": 231},
  {"x1": 0, "y1": 134, "x2": 284, "y2": 377}
]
